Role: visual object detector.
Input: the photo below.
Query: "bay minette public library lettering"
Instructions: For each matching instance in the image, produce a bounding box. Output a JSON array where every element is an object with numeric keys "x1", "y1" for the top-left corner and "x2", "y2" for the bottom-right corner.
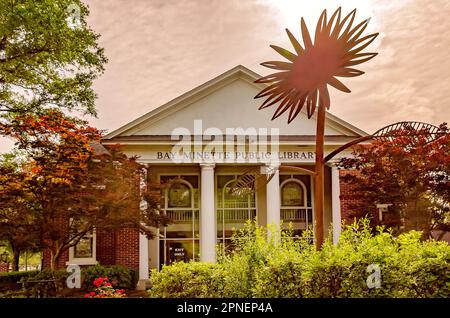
[{"x1": 42, "y1": 65, "x2": 368, "y2": 289}]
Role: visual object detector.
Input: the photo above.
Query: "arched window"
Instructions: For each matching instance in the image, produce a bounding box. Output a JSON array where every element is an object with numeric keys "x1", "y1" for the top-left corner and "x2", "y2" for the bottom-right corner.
[
  {"x1": 160, "y1": 176, "x2": 199, "y2": 267},
  {"x1": 216, "y1": 175, "x2": 256, "y2": 253},
  {"x1": 281, "y1": 181, "x2": 306, "y2": 207},
  {"x1": 280, "y1": 176, "x2": 313, "y2": 238},
  {"x1": 168, "y1": 181, "x2": 191, "y2": 208}
]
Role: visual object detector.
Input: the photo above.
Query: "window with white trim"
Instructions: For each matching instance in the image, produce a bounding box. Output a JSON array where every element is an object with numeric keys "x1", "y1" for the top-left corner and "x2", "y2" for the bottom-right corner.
[
  {"x1": 216, "y1": 175, "x2": 256, "y2": 254},
  {"x1": 68, "y1": 220, "x2": 97, "y2": 265},
  {"x1": 159, "y1": 175, "x2": 200, "y2": 267},
  {"x1": 280, "y1": 174, "x2": 313, "y2": 239}
]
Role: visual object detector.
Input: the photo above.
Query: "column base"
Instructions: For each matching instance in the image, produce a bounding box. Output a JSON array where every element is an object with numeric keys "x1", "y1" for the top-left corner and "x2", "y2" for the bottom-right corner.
[{"x1": 136, "y1": 279, "x2": 151, "y2": 291}]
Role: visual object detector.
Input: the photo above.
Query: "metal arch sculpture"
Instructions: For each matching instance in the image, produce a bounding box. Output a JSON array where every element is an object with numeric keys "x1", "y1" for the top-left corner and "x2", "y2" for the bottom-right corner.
[
  {"x1": 324, "y1": 121, "x2": 445, "y2": 163},
  {"x1": 253, "y1": 7, "x2": 379, "y2": 249},
  {"x1": 372, "y1": 121, "x2": 443, "y2": 143}
]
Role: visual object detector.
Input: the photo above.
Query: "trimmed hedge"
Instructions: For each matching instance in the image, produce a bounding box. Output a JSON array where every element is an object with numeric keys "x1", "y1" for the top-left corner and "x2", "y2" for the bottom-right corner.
[
  {"x1": 14, "y1": 265, "x2": 137, "y2": 297},
  {"x1": 82, "y1": 265, "x2": 137, "y2": 290},
  {"x1": 0, "y1": 270, "x2": 39, "y2": 293},
  {"x1": 148, "y1": 262, "x2": 225, "y2": 298},
  {"x1": 148, "y1": 220, "x2": 450, "y2": 298}
]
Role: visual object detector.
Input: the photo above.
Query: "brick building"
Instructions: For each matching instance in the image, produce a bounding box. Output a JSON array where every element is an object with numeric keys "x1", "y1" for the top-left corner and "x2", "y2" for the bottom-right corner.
[{"x1": 43, "y1": 65, "x2": 367, "y2": 289}]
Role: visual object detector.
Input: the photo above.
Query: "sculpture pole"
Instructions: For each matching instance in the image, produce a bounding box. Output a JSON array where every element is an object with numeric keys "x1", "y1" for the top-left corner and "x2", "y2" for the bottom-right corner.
[{"x1": 314, "y1": 104, "x2": 326, "y2": 248}]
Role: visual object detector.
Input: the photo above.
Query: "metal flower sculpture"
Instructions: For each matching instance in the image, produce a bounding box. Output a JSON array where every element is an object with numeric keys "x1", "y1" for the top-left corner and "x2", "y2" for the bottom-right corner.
[
  {"x1": 255, "y1": 7, "x2": 378, "y2": 121},
  {"x1": 254, "y1": 7, "x2": 379, "y2": 248}
]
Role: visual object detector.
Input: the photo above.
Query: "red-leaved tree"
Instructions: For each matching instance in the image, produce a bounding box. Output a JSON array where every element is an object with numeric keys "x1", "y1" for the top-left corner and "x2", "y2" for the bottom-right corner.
[
  {"x1": 338, "y1": 123, "x2": 450, "y2": 238},
  {"x1": 0, "y1": 110, "x2": 169, "y2": 269}
]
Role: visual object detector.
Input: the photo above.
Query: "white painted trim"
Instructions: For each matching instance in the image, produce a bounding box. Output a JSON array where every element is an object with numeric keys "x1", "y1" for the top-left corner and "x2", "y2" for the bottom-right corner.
[
  {"x1": 103, "y1": 65, "x2": 368, "y2": 139},
  {"x1": 139, "y1": 233, "x2": 149, "y2": 280},
  {"x1": 266, "y1": 164, "x2": 281, "y2": 233},
  {"x1": 158, "y1": 173, "x2": 200, "y2": 267},
  {"x1": 331, "y1": 165, "x2": 342, "y2": 244},
  {"x1": 104, "y1": 66, "x2": 262, "y2": 139},
  {"x1": 215, "y1": 173, "x2": 258, "y2": 252},
  {"x1": 68, "y1": 229, "x2": 97, "y2": 266},
  {"x1": 65, "y1": 260, "x2": 98, "y2": 266},
  {"x1": 280, "y1": 178, "x2": 308, "y2": 208},
  {"x1": 199, "y1": 163, "x2": 216, "y2": 262}
]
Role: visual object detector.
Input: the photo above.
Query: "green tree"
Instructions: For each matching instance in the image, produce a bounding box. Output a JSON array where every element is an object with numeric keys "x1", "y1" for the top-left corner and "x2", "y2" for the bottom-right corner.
[{"x1": 0, "y1": 0, "x2": 107, "y2": 117}]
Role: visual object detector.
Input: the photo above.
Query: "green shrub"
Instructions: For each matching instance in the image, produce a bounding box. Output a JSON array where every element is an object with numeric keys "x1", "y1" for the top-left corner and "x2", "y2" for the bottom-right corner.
[
  {"x1": 148, "y1": 219, "x2": 450, "y2": 298},
  {"x1": 17, "y1": 265, "x2": 137, "y2": 297},
  {"x1": 253, "y1": 253, "x2": 306, "y2": 297},
  {"x1": 0, "y1": 270, "x2": 39, "y2": 293},
  {"x1": 148, "y1": 261, "x2": 225, "y2": 298},
  {"x1": 82, "y1": 265, "x2": 137, "y2": 290},
  {"x1": 19, "y1": 269, "x2": 69, "y2": 297},
  {"x1": 219, "y1": 222, "x2": 273, "y2": 297}
]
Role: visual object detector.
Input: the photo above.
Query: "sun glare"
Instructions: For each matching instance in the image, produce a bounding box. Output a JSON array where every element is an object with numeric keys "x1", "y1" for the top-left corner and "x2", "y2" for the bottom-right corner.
[{"x1": 266, "y1": 0, "x2": 376, "y2": 33}]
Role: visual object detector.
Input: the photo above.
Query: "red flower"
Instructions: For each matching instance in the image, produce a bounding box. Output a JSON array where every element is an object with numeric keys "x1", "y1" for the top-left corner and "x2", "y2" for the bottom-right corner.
[
  {"x1": 90, "y1": 291, "x2": 96, "y2": 296},
  {"x1": 84, "y1": 294, "x2": 90, "y2": 298}
]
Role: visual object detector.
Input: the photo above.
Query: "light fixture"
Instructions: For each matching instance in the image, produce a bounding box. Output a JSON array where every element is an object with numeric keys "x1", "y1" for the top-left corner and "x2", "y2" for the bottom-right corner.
[{"x1": 0, "y1": 251, "x2": 8, "y2": 263}]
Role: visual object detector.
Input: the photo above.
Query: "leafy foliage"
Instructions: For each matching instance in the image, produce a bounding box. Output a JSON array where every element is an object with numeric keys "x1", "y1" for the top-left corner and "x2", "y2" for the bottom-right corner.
[
  {"x1": 338, "y1": 123, "x2": 450, "y2": 236},
  {"x1": 148, "y1": 262, "x2": 225, "y2": 298},
  {"x1": 0, "y1": 270, "x2": 39, "y2": 293},
  {"x1": 0, "y1": 110, "x2": 169, "y2": 269},
  {"x1": 0, "y1": 0, "x2": 107, "y2": 117},
  {"x1": 84, "y1": 277, "x2": 126, "y2": 298},
  {"x1": 82, "y1": 265, "x2": 137, "y2": 290},
  {"x1": 18, "y1": 265, "x2": 137, "y2": 297},
  {"x1": 148, "y1": 220, "x2": 450, "y2": 298},
  {"x1": 0, "y1": 153, "x2": 40, "y2": 270}
]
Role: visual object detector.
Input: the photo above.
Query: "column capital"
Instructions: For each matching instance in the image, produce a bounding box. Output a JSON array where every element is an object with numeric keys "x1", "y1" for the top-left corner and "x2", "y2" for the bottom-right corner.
[
  {"x1": 200, "y1": 163, "x2": 215, "y2": 170},
  {"x1": 264, "y1": 162, "x2": 280, "y2": 170},
  {"x1": 327, "y1": 161, "x2": 341, "y2": 168}
]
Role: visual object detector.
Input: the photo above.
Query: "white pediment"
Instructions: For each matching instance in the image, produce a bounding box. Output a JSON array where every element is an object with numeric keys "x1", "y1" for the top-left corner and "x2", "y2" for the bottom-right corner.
[{"x1": 104, "y1": 65, "x2": 366, "y2": 140}]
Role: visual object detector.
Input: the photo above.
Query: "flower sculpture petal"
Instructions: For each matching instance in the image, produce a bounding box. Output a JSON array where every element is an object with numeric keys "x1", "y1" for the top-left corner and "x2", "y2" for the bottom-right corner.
[{"x1": 255, "y1": 7, "x2": 379, "y2": 123}]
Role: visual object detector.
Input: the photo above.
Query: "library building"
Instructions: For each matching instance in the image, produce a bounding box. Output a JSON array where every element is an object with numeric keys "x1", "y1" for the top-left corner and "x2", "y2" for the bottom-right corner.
[{"x1": 43, "y1": 65, "x2": 367, "y2": 289}]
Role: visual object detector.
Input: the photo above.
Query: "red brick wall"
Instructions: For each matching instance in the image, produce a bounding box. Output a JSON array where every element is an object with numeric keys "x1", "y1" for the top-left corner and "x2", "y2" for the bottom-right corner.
[
  {"x1": 96, "y1": 230, "x2": 116, "y2": 266},
  {"x1": 0, "y1": 263, "x2": 9, "y2": 272},
  {"x1": 42, "y1": 248, "x2": 69, "y2": 269},
  {"x1": 114, "y1": 228, "x2": 139, "y2": 270},
  {"x1": 339, "y1": 169, "x2": 361, "y2": 224},
  {"x1": 42, "y1": 227, "x2": 140, "y2": 270}
]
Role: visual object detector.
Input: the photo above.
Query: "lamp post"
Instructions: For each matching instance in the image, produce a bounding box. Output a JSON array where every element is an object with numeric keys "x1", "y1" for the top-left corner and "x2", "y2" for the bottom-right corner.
[{"x1": 1, "y1": 251, "x2": 8, "y2": 263}]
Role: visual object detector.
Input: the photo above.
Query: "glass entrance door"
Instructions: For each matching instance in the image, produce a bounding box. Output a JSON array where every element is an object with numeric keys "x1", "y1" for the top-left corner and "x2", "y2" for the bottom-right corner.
[{"x1": 159, "y1": 175, "x2": 199, "y2": 267}]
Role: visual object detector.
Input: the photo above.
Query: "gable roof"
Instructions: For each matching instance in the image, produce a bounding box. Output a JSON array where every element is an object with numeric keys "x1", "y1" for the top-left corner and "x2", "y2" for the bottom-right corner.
[{"x1": 103, "y1": 65, "x2": 367, "y2": 141}]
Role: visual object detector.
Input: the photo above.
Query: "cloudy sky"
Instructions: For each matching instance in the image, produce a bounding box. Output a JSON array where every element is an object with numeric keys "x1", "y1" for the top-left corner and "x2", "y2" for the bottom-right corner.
[{"x1": 1, "y1": 0, "x2": 450, "y2": 151}]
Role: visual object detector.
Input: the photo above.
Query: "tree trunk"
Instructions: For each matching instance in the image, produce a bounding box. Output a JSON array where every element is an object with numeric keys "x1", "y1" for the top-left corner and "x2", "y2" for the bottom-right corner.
[
  {"x1": 314, "y1": 104, "x2": 326, "y2": 249},
  {"x1": 50, "y1": 250, "x2": 60, "y2": 271},
  {"x1": 12, "y1": 249, "x2": 20, "y2": 272},
  {"x1": 404, "y1": 198, "x2": 431, "y2": 239}
]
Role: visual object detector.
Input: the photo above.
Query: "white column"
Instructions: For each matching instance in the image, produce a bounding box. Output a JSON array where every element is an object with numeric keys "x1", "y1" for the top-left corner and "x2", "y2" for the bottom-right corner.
[
  {"x1": 139, "y1": 233, "x2": 149, "y2": 280},
  {"x1": 138, "y1": 165, "x2": 149, "y2": 288},
  {"x1": 200, "y1": 163, "x2": 216, "y2": 263},
  {"x1": 331, "y1": 165, "x2": 342, "y2": 244},
  {"x1": 266, "y1": 164, "x2": 281, "y2": 230}
]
